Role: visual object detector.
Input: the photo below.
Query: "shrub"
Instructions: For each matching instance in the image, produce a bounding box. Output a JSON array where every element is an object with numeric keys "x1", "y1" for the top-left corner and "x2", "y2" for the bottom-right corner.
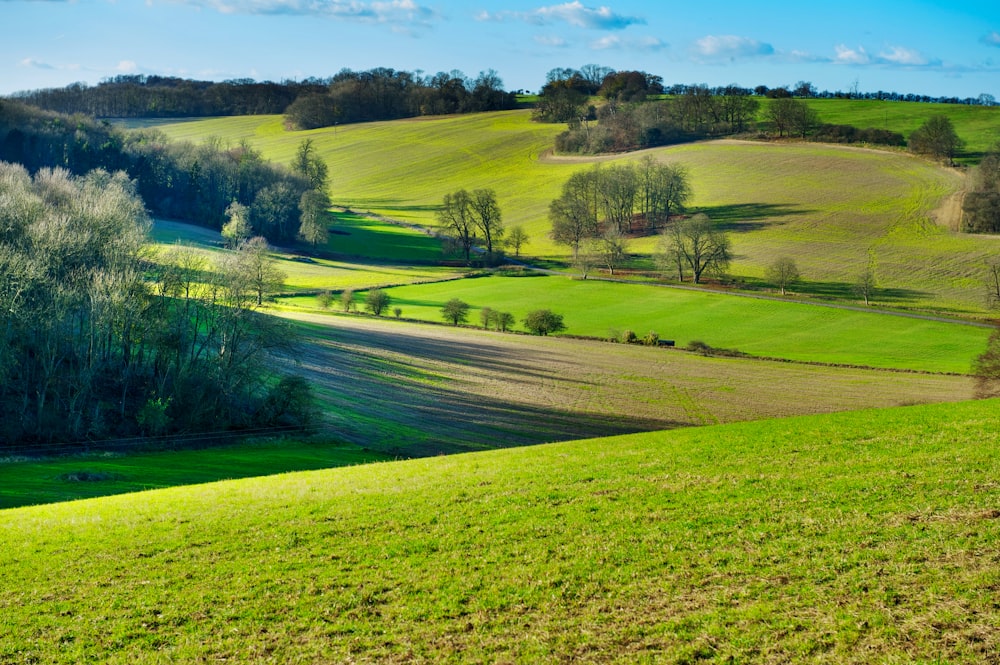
[
  {"x1": 523, "y1": 309, "x2": 566, "y2": 336},
  {"x1": 365, "y1": 288, "x2": 390, "y2": 316},
  {"x1": 620, "y1": 329, "x2": 637, "y2": 344},
  {"x1": 393, "y1": 307, "x2": 403, "y2": 319},
  {"x1": 316, "y1": 291, "x2": 333, "y2": 309},
  {"x1": 643, "y1": 331, "x2": 660, "y2": 346}
]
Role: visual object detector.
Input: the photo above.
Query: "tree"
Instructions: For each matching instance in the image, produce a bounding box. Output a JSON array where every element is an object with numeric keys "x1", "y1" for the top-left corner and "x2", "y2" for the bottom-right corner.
[
  {"x1": 506, "y1": 225, "x2": 529, "y2": 257},
  {"x1": 441, "y1": 298, "x2": 471, "y2": 326},
  {"x1": 221, "y1": 201, "x2": 251, "y2": 248},
  {"x1": 291, "y1": 138, "x2": 329, "y2": 190},
  {"x1": 437, "y1": 189, "x2": 476, "y2": 264},
  {"x1": 909, "y1": 115, "x2": 964, "y2": 165},
  {"x1": 495, "y1": 311, "x2": 515, "y2": 332},
  {"x1": 523, "y1": 309, "x2": 566, "y2": 336},
  {"x1": 766, "y1": 97, "x2": 810, "y2": 138},
  {"x1": 972, "y1": 328, "x2": 1000, "y2": 398},
  {"x1": 550, "y1": 189, "x2": 598, "y2": 259},
  {"x1": 853, "y1": 266, "x2": 877, "y2": 306},
  {"x1": 986, "y1": 257, "x2": 1000, "y2": 309},
  {"x1": 469, "y1": 188, "x2": 504, "y2": 256},
  {"x1": 340, "y1": 288, "x2": 356, "y2": 312},
  {"x1": 636, "y1": 156, "x2": 690, "y2": 230},
  {"x1": 298, "y1": 189, "x2": 330, "y2": 246},
  {"x1": 766, "y1": 257, "x2": 800, "y2": 295},
  {"x1": 365, "y1": 288, "x2": 390, "y2": 316},
  {"x1": 479, "y1": 306, "x2": 495, "y2": 329},
  {"x1": 599, "y1": 226, "x2": 628, "y2": 276},
  {"x1": 662, "y1": 214, "x2": 731, "y2": 284},
  {"x1": 236, "y1": 236, "x2": 287, "y2": 306}
]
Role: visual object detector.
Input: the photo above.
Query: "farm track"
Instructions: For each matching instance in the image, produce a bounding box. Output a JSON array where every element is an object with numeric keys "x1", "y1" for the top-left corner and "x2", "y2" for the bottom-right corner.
[{"x1": 276, "y1": 311, "x2": 973, "y2": 458}]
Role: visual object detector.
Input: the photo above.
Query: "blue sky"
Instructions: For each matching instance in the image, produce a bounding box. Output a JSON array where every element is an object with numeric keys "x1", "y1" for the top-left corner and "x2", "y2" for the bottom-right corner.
[{"x1": 2, "y1": 0, "x2": 999, "y2": 98}]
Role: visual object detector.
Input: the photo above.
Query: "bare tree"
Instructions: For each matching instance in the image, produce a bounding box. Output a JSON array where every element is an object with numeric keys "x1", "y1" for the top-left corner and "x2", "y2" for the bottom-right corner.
[
  {"x1": 469, "y1": 188, "x2": 504, "y2": 256},
  {"x1": 766, "y1": 257, "x2": 800, "y2": 295},
  {"x1": 662, "y1": 214, "x2": 731, "y2": 284},
  {"x1": 506, "y1": 225, "x2": 529, "y2": 257},
  {"x1": 437, "y1": 189, "x2": 476, "y2": 264}
]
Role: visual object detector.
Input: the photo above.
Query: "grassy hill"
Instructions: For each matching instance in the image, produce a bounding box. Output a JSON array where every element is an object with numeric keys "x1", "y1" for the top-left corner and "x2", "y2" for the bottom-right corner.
[
  {"x1": 145, "y1": 109, "x2": 1000, "y2": 314},
  {"x1": 3, "y1": 399, "x2": 998, "y2": 663}
]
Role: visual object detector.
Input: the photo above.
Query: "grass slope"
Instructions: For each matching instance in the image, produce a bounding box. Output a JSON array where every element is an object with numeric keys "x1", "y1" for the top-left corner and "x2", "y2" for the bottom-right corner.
[
  {"x1": 146, "y1": 111, "x2": 1000, "y2": 313},
  {"x1": 279, "y1": 274, "x2": 991, "y2": 374},
  {"x1": 3, "y1": 399, "x2": 999, "y2": 663},
  {"x1": 152, "y1": 215, "x2": 462, "y2": 293}
]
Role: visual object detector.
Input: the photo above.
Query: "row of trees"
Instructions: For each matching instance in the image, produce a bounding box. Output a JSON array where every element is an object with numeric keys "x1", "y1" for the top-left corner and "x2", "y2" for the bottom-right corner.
[
  {"x1": 284, "y1": 68, "x2": 518, "y2": 130},
  {"x1": 0, "y1": 100, "x2": 319, "y2": 244},
  {"x1": 436, "y1": 188, "x2": 506, "y2": 264},
  {"x1": 0, "y1": 162, "x2": 310, "y2": 445}
]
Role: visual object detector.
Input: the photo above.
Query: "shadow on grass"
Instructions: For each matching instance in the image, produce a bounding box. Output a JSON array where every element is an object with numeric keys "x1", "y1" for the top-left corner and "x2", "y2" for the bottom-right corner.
[
  {"x1": 795, "y1": 280, "x2": 931, "y2": 304},
  {"x1": 697, "y1": 202, "x2": 810, "y2": 233}
]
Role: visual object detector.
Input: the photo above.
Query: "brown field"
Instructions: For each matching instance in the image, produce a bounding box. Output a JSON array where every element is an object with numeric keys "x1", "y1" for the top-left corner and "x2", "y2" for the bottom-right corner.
[{"x1": 279, "y1": 312, "x2": 974, "y2": 457}]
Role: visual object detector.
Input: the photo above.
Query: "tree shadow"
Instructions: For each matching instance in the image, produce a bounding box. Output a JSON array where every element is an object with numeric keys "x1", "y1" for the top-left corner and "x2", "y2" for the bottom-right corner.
[
  {"x1": 795, "y1": 280, "x2": 931, "y2": 304},
  {"x1": 696, "y1": 202, "x2": 811, "y2": 233}
]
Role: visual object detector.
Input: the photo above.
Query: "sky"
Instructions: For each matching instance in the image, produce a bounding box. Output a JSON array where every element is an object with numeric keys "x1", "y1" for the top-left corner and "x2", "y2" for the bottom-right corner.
[{"x1": 2, "y1": 0, "x2": 1000, "y2": 99}]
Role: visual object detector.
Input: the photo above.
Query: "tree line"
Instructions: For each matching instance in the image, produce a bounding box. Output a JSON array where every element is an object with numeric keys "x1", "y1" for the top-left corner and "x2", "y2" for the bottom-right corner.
[
  {"x1": 0, "y1": 162, "x2": 310, "y2": 447},
  {"x1": 9, "y1": 75, "x2": 326, "y2": 118},
  {"x1": 284, "y1": 68, "x2": 518, "y2": 130},
  {"x1": 0, "y1": 100, "x2": 319, "y2": 244}
]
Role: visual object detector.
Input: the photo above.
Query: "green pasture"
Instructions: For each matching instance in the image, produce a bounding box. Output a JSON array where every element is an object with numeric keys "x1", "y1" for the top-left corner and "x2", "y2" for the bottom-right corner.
[
  {"x1": 144, "y1": 110, "x2": 1000, "y2": 313},
  {"x1": 150, "y1": 216, "x2": 463, "y2": 293},
  {"x1": 0, "y1": 440, "x2": 389, "y2": 510},
  {"x1": 798, "y1": 98, "x2": 1000, "y2": 160},
  {"x1": 277, "y1": 274, "x2": 991, "y2": 374},
  {"x1": 3, "y1": 399, "x2": 998, "y2": 662}
]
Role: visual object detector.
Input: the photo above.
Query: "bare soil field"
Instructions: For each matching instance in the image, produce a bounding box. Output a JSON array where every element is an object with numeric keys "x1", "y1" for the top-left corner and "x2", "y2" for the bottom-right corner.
[{"x1": 279, "y1": 312, "x2": 974, "y2": 457}]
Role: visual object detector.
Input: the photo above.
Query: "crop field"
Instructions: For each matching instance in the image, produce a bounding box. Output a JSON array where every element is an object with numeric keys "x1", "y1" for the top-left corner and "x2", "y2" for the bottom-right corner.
[
  {"x1": 3, "y1": 398, "x2": 998, "y2": 663},
  {"x1": 268, "y1": 312, "x2": 973, "y2": 458},
  {"x1": 278, "y1": 274, "x2": 991, "y2": 374},
  {"x1": 0, "y1": 440, "x2": 388, "y2": 510},
  {"x1": 145, "y1": 110, "x2": 1000, "y2": 313}
]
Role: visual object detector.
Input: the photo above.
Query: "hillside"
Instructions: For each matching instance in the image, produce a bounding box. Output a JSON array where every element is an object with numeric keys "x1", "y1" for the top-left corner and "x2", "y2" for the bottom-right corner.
[
  {"x1": 144, "y1": 109, "x2": 1000, "y2": 314},
  {"x1": 3, "y1": 399, "x2": 998, "y2": 663}
]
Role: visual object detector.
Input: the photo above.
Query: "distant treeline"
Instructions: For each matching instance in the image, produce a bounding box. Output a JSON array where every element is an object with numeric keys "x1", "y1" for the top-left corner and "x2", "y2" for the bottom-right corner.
[
  {"x1": 0, "y1": 100, "x2": 310, "y2": 243},
  {"x1": 283, "y1": 68, "x2": 518, "y2": 129},
  {"x1": 9, "y1": 75, "x2": 326, "y2": 118},
  {"x1": 8, "y1": 69, "x2": 519, "y2": 129}
]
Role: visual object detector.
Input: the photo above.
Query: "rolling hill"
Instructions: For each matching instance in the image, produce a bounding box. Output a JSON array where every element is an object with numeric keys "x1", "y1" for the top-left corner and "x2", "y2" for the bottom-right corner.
[{"x1": 3, "y1": 399, "x2": 998, "y2": 663}]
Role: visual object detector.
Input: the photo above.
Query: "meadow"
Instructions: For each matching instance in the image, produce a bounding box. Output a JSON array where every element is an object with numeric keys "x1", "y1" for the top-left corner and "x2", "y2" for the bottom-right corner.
[
  {"x1": 147, "y1": 107, "x2": 1000, "y2": 314},
  {"x1": 3, "y1": 398, "x2": 998, "y2": 663},
  {"x1": 278, "y1": 274, "x2": 991, "y2": 374},
  {"x1": 152, "y1": 214, "x2": 463, "y2": 293}
]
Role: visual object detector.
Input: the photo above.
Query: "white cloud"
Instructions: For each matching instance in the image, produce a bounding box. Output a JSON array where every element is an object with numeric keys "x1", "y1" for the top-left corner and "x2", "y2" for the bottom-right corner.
[
  {"x1": 983, "y1": 31, "x2": 1000, "y2": 47},
  {"x1": 590, "y1": 34, "x2": 664, "y2": 51},
  {"x1": 19, "y1": 57, "x2": 56, "y2": 70},
  {"x1": 534, "y1": 34, "x2": 568, "y2": 47},
  {"x1": 116, "y1": 60, "x2": 139, "y2": 73},
  {"x1": 834, "y1": 44, "x2": 870, "y2": 65},
  {"x1": 879, "y1": 46, "x2": 934, "y2": 66},
  {"x1": 479, "y1": 2, "x2": 643, "y2": 31},
  {"x1": 164, "y1": 0, "x2": 437, "y2": 25},
  {"x1": 693, "y1": 35, "x2": 774, "y2": 60}
]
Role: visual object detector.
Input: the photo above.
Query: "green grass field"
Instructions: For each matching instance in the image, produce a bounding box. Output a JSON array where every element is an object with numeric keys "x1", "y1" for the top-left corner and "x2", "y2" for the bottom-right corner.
[
  {"x1": 0, "y1": 439, "x2": 389, "y2": 510},
  {"x1": 799, "y1": 98, "x2": 1000, "y2": 161},
  {"x1": 3, "y1": 399, "x2": 998, "y2": 663},
  {"x1": 145, "y1": 109, "x2": 1000, "y2": 314},
  {"x1": 278, "y1": 274, "x2": 991, "y2": 374}
]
